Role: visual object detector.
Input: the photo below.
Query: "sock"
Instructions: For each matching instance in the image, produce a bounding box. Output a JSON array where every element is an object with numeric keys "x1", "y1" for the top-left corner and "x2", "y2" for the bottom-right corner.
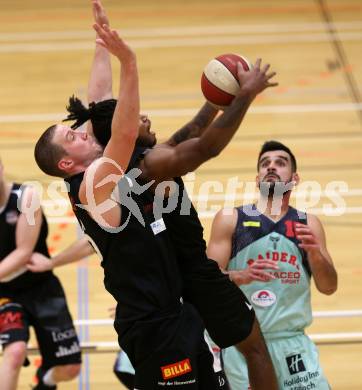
[{"x1": 42, "y1": 368, "x2": 56, "y2": 386}]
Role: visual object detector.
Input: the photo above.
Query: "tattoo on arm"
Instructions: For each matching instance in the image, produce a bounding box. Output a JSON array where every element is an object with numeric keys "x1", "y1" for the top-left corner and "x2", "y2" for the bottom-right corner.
[
  {"x1": 168, "y1": 103, "x2": 218, "y2": 146},
  {"x1": 170, "y1": 125, "x2": 199, "y2": 145},
  {"x1": 213, "y1": 96, "x2": 250, "y2": 129}
]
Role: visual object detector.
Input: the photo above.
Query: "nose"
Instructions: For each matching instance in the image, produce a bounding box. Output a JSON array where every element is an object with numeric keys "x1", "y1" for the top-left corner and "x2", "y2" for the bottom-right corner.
[
  {"x1": 140, "y1": 114, "x2": 148, "y2": 123},
  {"x1": 267, "y1": 164, "x2": 276, "y2": 172}
]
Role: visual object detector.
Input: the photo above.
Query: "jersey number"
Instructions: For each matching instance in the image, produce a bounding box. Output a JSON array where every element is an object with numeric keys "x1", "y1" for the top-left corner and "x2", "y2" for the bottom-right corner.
[{"x1": 284, "y1": 220, "x2": 297, "y2": 238}]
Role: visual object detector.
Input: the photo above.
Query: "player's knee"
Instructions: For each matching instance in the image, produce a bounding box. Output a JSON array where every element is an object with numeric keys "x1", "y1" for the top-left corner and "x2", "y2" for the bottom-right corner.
[
  {"x1": 59, "y1": 363, "x2": 81, "y2": 380},
  {"x1": 3, "y1": 342, "x2": 27, "y2": 370}
]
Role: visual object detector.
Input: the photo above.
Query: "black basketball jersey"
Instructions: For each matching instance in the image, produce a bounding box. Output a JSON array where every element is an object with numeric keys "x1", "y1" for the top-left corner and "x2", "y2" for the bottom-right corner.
[
  {"x1": 64, "y1": 147, "x2": 183, "y2": 334},
  {"x1": 0, "y1": 183, "x2": 51, "y2": 293},
  {"x1": 161, "y1": 176, "x2": 210, "y2": 273}
]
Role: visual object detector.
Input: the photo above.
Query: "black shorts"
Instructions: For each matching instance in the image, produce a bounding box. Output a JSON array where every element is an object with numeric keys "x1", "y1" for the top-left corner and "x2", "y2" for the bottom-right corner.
[
  {"x1": 0, "y1": 274, "x2": 81, "y2": 369},
  {"x1": 116, "y1": 302, "x2": 228, "y2": 389},
  {"x1": 182, "y1": 259, "x2": 255, "y2": 348}
]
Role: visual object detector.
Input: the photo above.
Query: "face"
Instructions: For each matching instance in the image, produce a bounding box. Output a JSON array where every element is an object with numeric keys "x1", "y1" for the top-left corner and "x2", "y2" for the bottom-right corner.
[
  {"x1": 256, "y1": 150, "x2": 299, "y2": 190},
  {"x1": 137, "y1": 114, "x2": 157, "y2": 147},
  {"x1": 53, "y1": 124, "x2": 103, "y2": 173}
]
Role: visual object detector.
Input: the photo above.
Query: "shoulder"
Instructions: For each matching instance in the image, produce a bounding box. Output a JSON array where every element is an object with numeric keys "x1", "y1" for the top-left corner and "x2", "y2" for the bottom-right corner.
[
  {"x1": 139, "y1": 144, "x2": 175, "y2": 181},
  {"x1": 18, "y1": 185, "x2": 40, "y2": 210},
  {"x1": 306, "y1": 213, "x2": 322, "y2": 227},
  {"x1": 306, "y1": 213, "x2": 325, "y2": 237},
  {"x1": 212, "y1": 208, "x2": 238, "y2": 231}
]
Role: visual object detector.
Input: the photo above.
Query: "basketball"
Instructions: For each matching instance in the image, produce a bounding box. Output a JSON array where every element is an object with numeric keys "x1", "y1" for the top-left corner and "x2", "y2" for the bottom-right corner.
[{"x1": 201, "y1": 53, "x2": 252, "y2": 109}]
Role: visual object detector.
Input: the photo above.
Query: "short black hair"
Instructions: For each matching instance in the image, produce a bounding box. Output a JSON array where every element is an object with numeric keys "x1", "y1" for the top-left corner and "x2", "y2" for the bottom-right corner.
[{"x1": 257, "y1": 140, "x2": 297, "y2": 172}]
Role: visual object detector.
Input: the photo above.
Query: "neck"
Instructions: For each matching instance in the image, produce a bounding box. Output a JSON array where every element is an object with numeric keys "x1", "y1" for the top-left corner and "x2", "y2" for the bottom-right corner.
[{"x1": 257, "y1": 192, "x2": 291, "y2": 221}]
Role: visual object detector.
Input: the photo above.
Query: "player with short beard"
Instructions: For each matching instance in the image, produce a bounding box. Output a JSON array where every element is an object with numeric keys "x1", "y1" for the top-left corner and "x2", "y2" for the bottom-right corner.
[{"x1": 207, "y1": 140, "x2": 337, "y2": 389}]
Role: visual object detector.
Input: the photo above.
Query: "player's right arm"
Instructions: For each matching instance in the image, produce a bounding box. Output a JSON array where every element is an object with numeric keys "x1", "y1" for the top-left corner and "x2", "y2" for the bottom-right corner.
[
  {"x1": 27, "y1": 237, "x2": 95, "y2": 273},
  {"x1": 79, "y1": 23, "x2": 139, "y2": 226},
  {"x1": 165, "y1": 102, "x2": 219, "y2": 146},
  {"x1": 207, "y1": 208, "x2": 277, "y2": 286},
  {"x1": 207, "y1": 208, "x2": 237, "y2": 269},
  {"x1": 141, "y1": 59, "x2": 277, "y2": 181}
]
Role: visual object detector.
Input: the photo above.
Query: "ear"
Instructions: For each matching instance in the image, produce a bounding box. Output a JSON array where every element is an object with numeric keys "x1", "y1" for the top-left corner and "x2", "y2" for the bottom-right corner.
[
  {"x1": 255, "y1": 174, "x2": 260, "y2": 188},
  {"x1": 292, "y1": 172, "x2": 300, "y2": 186},
  {"x1": 58, "y1": 158, "x2": 73, "y2": 173}
]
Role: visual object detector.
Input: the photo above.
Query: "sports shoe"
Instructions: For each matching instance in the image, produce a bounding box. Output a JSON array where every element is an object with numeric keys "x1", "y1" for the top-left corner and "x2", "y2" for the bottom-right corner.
[{"x1": 32, "y1": 367, "x2": 57, "y2": 390}]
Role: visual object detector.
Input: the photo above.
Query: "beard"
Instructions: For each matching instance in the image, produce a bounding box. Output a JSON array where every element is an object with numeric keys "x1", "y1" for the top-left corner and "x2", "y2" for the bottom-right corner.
[{"x1": 259, "y1": 177, "x2": 294, "y2": 198}]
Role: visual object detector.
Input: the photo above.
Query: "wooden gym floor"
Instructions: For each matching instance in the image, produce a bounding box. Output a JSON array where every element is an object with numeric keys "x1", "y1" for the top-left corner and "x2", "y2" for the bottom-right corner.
[{"x1": 0, "y1": 0, "x2": 361, "y2": 389}]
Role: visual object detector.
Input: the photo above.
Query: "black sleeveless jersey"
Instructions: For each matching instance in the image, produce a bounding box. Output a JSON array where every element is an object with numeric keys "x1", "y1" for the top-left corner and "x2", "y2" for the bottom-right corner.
[
  {"x1": 0, "y1": 183, "x2": 52, "y2": 293},
  {"x1": 64, "y1": 147, "x2": 183, "y2": 332},
  {"x1": 161, "y1": 176, "x2": 209, "y2": 273}
]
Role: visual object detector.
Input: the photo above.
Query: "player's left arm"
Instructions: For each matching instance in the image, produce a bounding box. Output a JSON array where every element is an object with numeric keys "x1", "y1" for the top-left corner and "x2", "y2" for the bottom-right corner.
[
  {"x1": 295, "y1": 215, "x2": 337, "y2": 295},
  {"x1": 164, "y1": 102, "x2": 219, "y2": 146},
  {"x1": 140, "y1": 60, "x2": 277, "y2": 181},
  {"x1": 0, "y1": 187, "x2": 42, "y2": 280},
  {"x1": 88, "y1": 0, "x2": 112, "y2": 104}
]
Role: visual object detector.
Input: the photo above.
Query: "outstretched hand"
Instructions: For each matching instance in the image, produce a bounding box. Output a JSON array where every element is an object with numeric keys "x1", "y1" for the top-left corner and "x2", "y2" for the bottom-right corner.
[
  {"x1": 237, "y1": 58, "x2": 278, "y2": 98},
  {"x1": 92, "y1": 0, "x2": 109, "y2": 28},
  {"x1": 93, "y1": 23, "x2": 135, "y2": 63}
]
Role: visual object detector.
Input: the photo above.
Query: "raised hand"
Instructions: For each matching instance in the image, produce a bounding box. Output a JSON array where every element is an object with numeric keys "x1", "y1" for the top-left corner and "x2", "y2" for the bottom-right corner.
[
  {"x1": 93, "y1": 23, "x2": 135, "y2": 63},
  {"x1": 237, "y1": 58, "x2": 278, "y2": 98},
  {"x1": 92, "y1": 0, "x2": 109, "y2": 28}
]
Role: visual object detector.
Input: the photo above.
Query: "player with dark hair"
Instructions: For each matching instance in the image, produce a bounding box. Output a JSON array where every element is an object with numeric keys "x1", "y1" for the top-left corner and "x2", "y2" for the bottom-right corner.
[
  {"x1": 34, "y1": 11, "x2": 234, "y2": 390},
  {"x1": 38, "y1": 68, "x2": 280, "y2": 389},
  {"x1": 207, "y1": 140, "x2": 337, "y2": 389},
  {"x1": 0, "y1": 158, "x2": 81, "y2": 390},
  {"x1": 33, "y1": 56, "x2": 280, "y2": 389},
  {"x1": 33, "y1": 1, "x2": 280, "y2": 388}
]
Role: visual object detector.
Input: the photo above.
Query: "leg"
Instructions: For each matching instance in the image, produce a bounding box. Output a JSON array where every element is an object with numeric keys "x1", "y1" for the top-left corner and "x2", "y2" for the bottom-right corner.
[
  {"x1": 30, "y1": 275, "x2": 82, "y2": 388},
  {"x1": 114, "y1": 371, "x2": 135, "y2": 389},
  {"x1": 48, "y1": 363, "x2": 81, "y2": 382},
  {"x1": 0, "y1": 341, "x2": 27, "y2": 390},
  {"x1": 0, "y1": 299, "x2": 30, "y2": 390},
  {"x1": 235, "y1": 318, "x2": 278, "y2": 390},
  {"x1": 113, "y1": 350, "x2": 135, "y2": 389},
  {"x1": 33, "y1": 364, "x2": 81, "y2": 389}
]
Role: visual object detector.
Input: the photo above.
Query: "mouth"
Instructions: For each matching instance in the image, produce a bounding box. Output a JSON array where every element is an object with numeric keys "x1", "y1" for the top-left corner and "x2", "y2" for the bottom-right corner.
[
  {"x1": 146, "y1": 121, "x2": 155, "y2": 136},
  {"x1": 147, "y1": 128, "x2": 155, "y2": 136},
  {"x1": 264, "y1": 174, "x2": 280, "y2": 181}
]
